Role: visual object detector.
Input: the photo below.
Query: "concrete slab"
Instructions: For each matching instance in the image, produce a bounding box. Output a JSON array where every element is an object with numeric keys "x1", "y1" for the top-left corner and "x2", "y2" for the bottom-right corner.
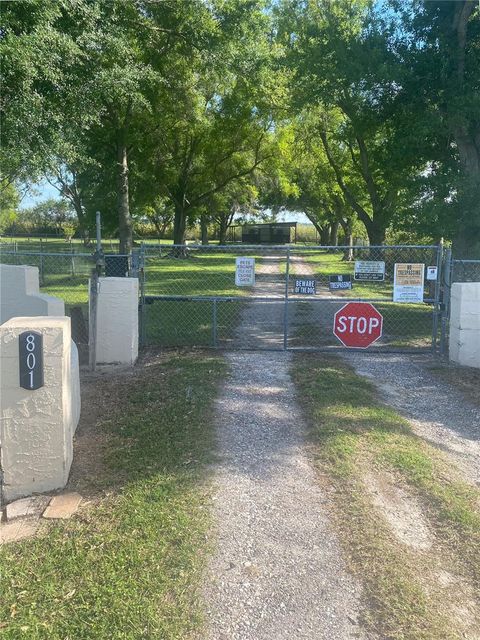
[
  {"x1": 0, "y1": 519, "x2": 39, "y2": 544},
  {"x1": 5, "y1": 496, "x2": 51, "y2": 521},
  {"x1": 42, "y1": 492, "x2": 82, "y2": 519}
]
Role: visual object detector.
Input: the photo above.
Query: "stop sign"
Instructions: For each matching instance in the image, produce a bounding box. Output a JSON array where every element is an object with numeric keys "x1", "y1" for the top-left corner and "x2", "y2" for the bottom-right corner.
[{"x1": 333, "y1": 302, "x2": 383, "y2": 349}]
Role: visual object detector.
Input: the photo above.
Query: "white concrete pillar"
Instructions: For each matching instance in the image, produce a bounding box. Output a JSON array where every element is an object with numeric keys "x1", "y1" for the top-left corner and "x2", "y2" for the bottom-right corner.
[
  {"x1": 0, "y1": 264, "x2": 64, "y2": 324},
  {"x1": 449, "y1": 283, "x2": 480, "y2": 368},
  {"x1": 0, "y1": 316, "x2": 80, "y2": 502},
  {"x1": 94, "y1": 277, "x2": 138, "y2": 365}
]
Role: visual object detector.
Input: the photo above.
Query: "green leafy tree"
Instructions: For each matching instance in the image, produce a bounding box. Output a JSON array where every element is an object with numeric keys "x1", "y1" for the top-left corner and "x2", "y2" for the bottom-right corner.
[
  {"x1": 0, "y1": 183, "x2": 20, "y2": 233},
  {"x1": 394, "y1": 0, "x2": 480, "y2": 257},
  {"x1": 15, "y1": 198, "x2": 76, "y2": 235},
  {"x1": 277, "y1": 0, "x2": 425, "y2": 245}
]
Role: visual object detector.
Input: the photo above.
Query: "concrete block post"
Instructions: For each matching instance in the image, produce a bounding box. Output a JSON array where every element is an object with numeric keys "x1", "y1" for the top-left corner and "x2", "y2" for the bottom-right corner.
[
  {"x1": 93, "y1": 277, "x2": 139, "y2": 365},
  {"x1": 449, "y1": 283, "x2": 480, "y2": 368},
  {"x1": 0, "y1": 317, "x2": 81, "y2": 503},
  {"x1": 0, "y1": 264, "x2": 64, "y2": 325}
]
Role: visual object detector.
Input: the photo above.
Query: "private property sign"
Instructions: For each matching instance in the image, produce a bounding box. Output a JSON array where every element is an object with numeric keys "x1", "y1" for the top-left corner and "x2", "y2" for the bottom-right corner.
[
  {"x1": 333, "y1": 302, "x2": 383, "y2": 349},
  {"x1": 354, "y1": 260, "x2": 385, "y2": 281},
  {"x1": 393, "y1": 263, "x2": 424, "y2": 303}
]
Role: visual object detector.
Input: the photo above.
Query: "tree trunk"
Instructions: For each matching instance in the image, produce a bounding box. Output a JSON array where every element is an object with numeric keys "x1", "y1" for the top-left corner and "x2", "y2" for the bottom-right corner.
[
  {"x1": 72, "y1": 198, "x2": 90, "y2": 247},
  {"x1": 451, "y1": 138, "x2": 480, "y2": 257},
  {"x1": 117, "y1": 142, "x2": 132, "y2": 254},
  {"x1": 320, "y1": 225, "x2": 330, "y2": 245},
  {"x1": 329, "y1": 221, "x2": 339, "y2": 246},
  {"x1": 365, "y1": 215, "x2": 386, "y2": 246},
  {"x1": 201, "y1": 216, "x2": 209, "y2": 245},
  {"x1": 218, "y1": 218, "x2": 229, "y2": 245},
  {"x1": 452, "y1": 194, "x2": 480, "y2": 258},
  {"x1": 173, "y1": 202, "x2": 187, "y2": 248},
  {"x1": 450, "y1": 2, "x2": 480, "y2": 258},
  {"x1": 339, "y1": 219, "x2": 354, "y2": 261},
  {"x1": 152, "y1": 219, "x2": 169, "y2": 238}
]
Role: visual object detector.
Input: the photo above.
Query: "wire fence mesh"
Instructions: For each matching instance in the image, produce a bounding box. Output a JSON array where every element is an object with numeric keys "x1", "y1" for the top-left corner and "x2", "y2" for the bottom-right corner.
[
  {"x1": 451, "y1": 259, "x2": 480, "y2": 284},
  {"x1": 0, "y1": 249, "x2": 131, "y2": 354},
  {"x1": 0, "y1": 241, "x2": 453, "y2": 353},
  {"x1": 140, "y1": 244, "x2": 443, "y2": 352}
]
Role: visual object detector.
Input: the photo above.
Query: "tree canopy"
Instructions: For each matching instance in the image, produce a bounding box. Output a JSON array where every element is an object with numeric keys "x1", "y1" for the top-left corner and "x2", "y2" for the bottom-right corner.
[{"x1": 1, "y1": 0, "x2": 479, "y2": 255}]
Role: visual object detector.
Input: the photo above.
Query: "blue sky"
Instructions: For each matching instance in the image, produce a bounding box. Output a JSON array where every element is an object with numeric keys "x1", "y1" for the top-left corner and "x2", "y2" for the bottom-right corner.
[{"x1": 19, "y1": 181, "x2": 58, "y2": 209}]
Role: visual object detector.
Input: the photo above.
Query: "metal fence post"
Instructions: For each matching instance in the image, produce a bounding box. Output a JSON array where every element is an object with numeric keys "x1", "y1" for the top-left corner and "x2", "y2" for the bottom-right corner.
[
  {"x1": 89, "y1": 272, "x2": 98, "y2": 371},
  {"x1": 440, "y1": 247, "x2": 452, "y2": 357},
  {"x1": 431, "y1": 239, "x2": 443, "y2": 353},
  {"x1": 139, "y1": 243, "x2": 147, "y2": 347},
  {"x1": 88, "y1": 212, "x2": 104, "y2": 370},
  {"x1": 212, "y1": 298, "x2": 218, "y2": 348},
  {"x1": 283, "y1": 248, "x2": 290, "y2": 350},
  {"x1": 39, "y1": 238, "x2": 44, "y2": 286}
]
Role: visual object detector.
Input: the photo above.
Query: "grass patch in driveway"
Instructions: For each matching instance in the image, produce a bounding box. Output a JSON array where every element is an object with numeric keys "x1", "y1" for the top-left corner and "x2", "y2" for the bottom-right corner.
[
  {"x1": 0, "y1": 351, "x2": 225, "y2": 640},
  {"x1": 292, "y1": 354, "x2": 480, "y2": 640}
]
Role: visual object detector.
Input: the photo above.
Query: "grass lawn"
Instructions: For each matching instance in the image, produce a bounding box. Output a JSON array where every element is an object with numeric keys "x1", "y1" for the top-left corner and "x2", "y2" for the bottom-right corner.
[
  {"x1": 143, "y1": 298, "x2": 244, "y2": 347},
  {"x1": 144, "y1": 251, "x2": 245, "y2": 298},
  {"x1": 142, "y1": 250, "x2": 256, "y2": 347},
  {"x1": 0, "y1": 351, "x2": 225, "y2": 640},
  {"x1": 292, "y1": 354, "x2": 480, "y2": 640}
]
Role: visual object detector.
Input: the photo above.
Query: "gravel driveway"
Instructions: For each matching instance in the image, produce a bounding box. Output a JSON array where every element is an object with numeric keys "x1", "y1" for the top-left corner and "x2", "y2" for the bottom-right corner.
[
  {"x1": 344, "y1": 353, "x2": 480, "y2": 486},
  {"x1": 202, "y1": 351, "x2": 365, "y2": 640}
]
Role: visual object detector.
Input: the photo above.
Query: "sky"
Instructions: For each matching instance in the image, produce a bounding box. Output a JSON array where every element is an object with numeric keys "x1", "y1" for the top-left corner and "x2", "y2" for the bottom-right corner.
[{"x1": 19, "y1": 181, "x2": 58, "y2": 209}]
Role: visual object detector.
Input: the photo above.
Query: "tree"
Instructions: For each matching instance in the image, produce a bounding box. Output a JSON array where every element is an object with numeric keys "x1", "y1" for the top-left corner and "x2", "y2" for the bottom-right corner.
[
  {"x1": 209, "y1": 178, "x2": 259, "y2": 245},
  {"x1": 395, "y1": 0, "x2": 480, "y2": 257},
  {"x1": 277, "y1": 0, "x2": 425, "y2": 245},
  {"x1": 16, "y1": 199, "x2": 76, "y2": 235},
  {"x1": 141, "y1": 198, "x2": 174, "y2": 238},
  {"x1": 0, "y1": 183, "x2": 20, "y2": 233},
  {"x1": 139, "y1": 25, "x2": 278, "y2": 250},
  {"x1": 1, "y1": 0, "x2": 224, "y2": 252}
]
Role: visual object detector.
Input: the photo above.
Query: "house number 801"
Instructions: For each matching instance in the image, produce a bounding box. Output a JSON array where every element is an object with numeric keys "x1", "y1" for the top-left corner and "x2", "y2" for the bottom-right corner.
[{"x1": 19, "y1": 331, "x2": 44, "y2": 390}]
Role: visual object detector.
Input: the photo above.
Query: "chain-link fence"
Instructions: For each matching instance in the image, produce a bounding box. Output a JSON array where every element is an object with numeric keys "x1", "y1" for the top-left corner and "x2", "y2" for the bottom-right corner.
[
  {"x1": 451, "y1": 259, "x2": 480, "y2": 284},
  {"x1": 140, "y1": 244, "x2": 443, "y2": 352},
  {"x1": 0, "y1": 250, "x2": 95, "y2": 358},
  {"x1": 0, "y1": 242, "x2": 448, "y2": 354}
]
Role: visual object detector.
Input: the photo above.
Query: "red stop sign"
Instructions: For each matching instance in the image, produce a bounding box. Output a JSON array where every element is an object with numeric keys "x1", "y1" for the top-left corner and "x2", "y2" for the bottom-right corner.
[{"x1": 333, "y1": 302, "x2": 383, "y2": 349}]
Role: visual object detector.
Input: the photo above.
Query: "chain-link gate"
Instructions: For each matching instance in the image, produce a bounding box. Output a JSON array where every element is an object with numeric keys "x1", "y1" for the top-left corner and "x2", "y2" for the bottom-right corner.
[{"x1": 139, "y1": 243, "x2": 443, "y2": 353}]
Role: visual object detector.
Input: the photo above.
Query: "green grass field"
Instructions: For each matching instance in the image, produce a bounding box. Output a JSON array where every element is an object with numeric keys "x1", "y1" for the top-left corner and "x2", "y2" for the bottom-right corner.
[
  {"x1": 142, "y1": 251, "x2": 249, "y2": 346},
  {"x1": 0, "y1": 352, "x2": 225, "y2": 640}
]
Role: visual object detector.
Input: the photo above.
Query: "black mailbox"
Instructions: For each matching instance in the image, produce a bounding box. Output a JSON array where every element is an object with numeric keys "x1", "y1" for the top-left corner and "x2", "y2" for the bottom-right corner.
[{"x1": 105, "y1": 255, "x2": 129, "y2": 277}]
